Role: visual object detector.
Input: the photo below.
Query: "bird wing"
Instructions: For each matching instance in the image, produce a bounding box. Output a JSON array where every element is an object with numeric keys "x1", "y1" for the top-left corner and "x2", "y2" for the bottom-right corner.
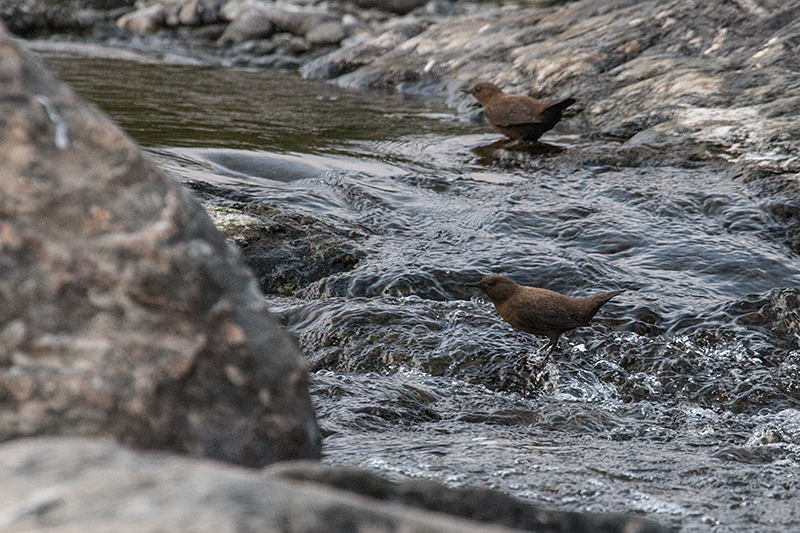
[
  {"x1": 484, "y1": 97, "x2": 544, "y2": 127},
  {"x1": 509, "y1": 291, "x2": 581, "y2": 332}
]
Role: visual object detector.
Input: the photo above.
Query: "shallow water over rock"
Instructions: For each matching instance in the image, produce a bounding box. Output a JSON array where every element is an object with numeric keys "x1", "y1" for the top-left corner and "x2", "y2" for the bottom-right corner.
[{"x1": 36, "y1": 46, "x2": 800, "y2": 532}]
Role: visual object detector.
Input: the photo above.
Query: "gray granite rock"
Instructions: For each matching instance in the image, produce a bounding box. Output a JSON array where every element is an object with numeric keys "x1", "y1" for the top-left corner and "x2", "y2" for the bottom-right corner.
[{"x1": 0, "y1": 23, "x2": 320, "y2": 467}]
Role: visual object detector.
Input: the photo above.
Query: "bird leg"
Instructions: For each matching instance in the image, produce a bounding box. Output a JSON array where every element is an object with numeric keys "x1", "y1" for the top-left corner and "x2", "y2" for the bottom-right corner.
[{"x1": 540, "y1": 337, "x2": 558, "y2": 362}]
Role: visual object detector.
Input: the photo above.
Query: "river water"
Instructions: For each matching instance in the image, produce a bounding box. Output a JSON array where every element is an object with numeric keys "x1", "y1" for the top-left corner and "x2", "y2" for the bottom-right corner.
[{"x1": 33, "y1": 43, "x2": 800, "y2": 532}]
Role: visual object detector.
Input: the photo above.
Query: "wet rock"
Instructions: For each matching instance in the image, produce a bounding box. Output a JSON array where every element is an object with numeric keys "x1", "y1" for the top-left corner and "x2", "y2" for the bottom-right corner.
[
  {"x1": 0, "y1": 437, "x2": 672, "y2": 533},
  {"x1": 0, "y1": 25, "x2": 320, "y2": 466},
  {"x1": 217, "y1": 7, "x2": 274, "y2": 45},
  {"x1": 186, "y1": 181, "x2": 365, "y2": 297},
  {"x1": 268, "y1": 461, "x2": 671, "y2": 533},
  {"x1": 116, "y1": 3, "x2": 165, "y2": 34}
]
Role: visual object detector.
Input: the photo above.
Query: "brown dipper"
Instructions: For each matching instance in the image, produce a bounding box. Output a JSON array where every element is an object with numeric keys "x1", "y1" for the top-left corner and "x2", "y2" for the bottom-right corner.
[
  {"x1": 467, "y1": 82, "x2": 576, "y2": 142},
  {"x1": 479, "y1": 275, "x2": 623, "y2": 359}
]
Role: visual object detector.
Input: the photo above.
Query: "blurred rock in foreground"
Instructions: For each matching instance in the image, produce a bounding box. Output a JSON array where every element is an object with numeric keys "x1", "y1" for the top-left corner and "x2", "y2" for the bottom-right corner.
[
  {"x1": 0, "y1": 437, "x2": 671, "y2": 533},
  {"x1": 0, "y1": 22, "x2": 320, "y2": 467}
]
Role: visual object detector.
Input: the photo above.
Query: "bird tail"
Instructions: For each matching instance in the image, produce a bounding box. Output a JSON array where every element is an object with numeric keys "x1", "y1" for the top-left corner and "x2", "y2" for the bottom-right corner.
[
  {"x1": 544, "y1": 97, "x2": 576, "y2": 116},
  {"x1": 584, "y1": 289, "x2": 625, "y2": 320}
]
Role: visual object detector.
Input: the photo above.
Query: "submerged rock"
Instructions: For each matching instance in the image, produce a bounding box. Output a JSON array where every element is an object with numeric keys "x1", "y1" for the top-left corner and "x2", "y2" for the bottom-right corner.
[
  {"x1": 268, "y1": 461, "x2": 671, "y2": 533},
  {"x1": 0, "y1": 24, "x2": 320, "y2": 467},
  {"x1": 187, "y1": 180, "x2": 365, "y2": 297}
]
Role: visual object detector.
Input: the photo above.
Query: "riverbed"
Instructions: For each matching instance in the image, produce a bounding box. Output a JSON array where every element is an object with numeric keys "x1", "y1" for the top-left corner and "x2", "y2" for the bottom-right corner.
[{"x1": 32, "y1": 42, "x2": 800, "y2": 532}]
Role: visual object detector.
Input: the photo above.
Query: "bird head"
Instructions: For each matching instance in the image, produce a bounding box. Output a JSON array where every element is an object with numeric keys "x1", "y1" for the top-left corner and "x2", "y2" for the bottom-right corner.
[
  {"x1": 478, "y1": 275, "x2": 517, "y2": 303},
  {"x1": 467, "y1": 82, "x2": 503, "y2": 105}
]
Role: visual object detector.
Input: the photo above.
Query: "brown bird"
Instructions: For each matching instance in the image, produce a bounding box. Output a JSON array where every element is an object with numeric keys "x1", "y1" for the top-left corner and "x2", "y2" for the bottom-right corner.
[
  {"x1": 479, "y1": 275, "x2": 623, "y2": 359},
  {"x1": 467, "y1": 82, "x2": 576, "y2": 142}
]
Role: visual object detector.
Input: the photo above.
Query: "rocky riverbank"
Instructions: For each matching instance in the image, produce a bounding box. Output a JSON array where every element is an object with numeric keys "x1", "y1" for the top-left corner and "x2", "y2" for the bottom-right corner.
[{"x1": 4, "y1": 0, "x2": 799, "y2": 176}]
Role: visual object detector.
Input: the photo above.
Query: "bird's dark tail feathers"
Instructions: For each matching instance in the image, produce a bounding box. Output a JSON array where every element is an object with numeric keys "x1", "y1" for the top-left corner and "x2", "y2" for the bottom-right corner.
[
  {"x1": 545, "y1": 97, "x2": 576, "y2": 115},
  {"x1": 584, "y1": 289, "x2": 625, "y2": 320}
]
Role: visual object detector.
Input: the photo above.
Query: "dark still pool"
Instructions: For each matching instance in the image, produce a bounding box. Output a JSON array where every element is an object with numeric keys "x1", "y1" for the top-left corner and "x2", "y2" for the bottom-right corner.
[{"x1": 36, "y1": 44, "x2": 800, "y2": 532}]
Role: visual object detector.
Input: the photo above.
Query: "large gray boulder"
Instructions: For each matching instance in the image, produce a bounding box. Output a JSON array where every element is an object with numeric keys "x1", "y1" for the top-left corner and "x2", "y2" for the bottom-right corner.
[{"x1": 0, "y1": 23, "x2": 320, "y2": 467}]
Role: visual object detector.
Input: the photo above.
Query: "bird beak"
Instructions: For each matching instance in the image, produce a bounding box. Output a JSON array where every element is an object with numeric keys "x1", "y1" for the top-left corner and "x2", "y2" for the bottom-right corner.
[{"x1": 460, "y1": 87, "x2": 471, "y2": 94}]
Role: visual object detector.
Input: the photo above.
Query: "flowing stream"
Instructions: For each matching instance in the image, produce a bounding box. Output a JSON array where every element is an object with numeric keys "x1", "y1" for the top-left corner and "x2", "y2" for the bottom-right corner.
[{"x1": 34, "y1": 43, "x2": 800, "y2": 532}]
